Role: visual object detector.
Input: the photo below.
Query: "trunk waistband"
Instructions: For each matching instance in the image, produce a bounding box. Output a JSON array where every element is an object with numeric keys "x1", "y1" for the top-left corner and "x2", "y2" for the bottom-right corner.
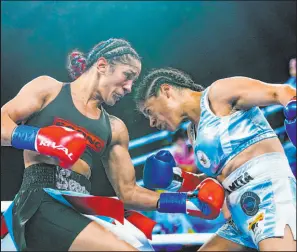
[
  {"x1": 20, "y1": 163, "x2": 91, "y2": 194},
  {"x1": 222, "y1": 152, "x2": 293, "y2": 194}
]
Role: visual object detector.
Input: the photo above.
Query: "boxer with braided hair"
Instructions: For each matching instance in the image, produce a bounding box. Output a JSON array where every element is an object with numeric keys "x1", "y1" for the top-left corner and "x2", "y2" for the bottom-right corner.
[
  {"x1": 134, "y1": 67, "x2": 296, "y2": 251},
  {"x1": 1, "y1": 38, "x2": 151, "y2": 251}
]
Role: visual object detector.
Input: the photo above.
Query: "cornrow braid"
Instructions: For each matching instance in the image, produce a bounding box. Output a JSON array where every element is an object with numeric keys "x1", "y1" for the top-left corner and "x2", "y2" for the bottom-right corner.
[
  {"x1": 67, "y1": 38, "x2": 140, "y2": 80},
  {"x1": 134, "y1": 67, "x2": 204, "y2": 108},
  {"x1": 93, "y1": 39, "x2": 129, "y2": 56},
  {"x1": 86, "y1": 39, "x2": 139, "y2": 67}
]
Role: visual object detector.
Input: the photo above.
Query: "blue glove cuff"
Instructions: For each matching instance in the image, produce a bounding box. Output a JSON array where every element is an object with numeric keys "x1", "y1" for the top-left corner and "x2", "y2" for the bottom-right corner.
[
  {"x1": 158, "y1": 193, "x2": 187, "y2": 213},
  {"x1": 11, "y1": 125, "x2": 39, "y2": 151}
]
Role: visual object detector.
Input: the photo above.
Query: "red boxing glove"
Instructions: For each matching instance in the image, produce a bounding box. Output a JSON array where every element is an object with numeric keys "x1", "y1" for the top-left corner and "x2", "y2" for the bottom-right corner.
[
  {"x1": 179, "y1": 169, "x2": 203, "y2": 192},
  {"x1": 166, "y1": 167, "x2": 203, "y2": 192},
  {"x1": 186, "y1": 178, "x2": 225, "y2": 219},
  {"x1": 36, "y1": 126, "x2": 87, "y2": 168}
]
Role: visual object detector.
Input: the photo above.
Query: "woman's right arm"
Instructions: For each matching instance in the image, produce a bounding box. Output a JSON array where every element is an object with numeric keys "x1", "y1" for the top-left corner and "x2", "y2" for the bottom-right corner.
[{"x1": 1, "y1": 76, "x2": 57, "y2": 146}]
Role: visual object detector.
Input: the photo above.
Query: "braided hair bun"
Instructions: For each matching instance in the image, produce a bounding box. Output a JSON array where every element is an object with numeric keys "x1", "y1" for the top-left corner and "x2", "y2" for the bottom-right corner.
[{"x1": 67, "y1": 50, "x2": 87, "y2": 80}]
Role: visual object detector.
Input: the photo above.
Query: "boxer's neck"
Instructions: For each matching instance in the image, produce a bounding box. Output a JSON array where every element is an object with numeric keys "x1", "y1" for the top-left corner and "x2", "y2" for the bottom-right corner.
[
  {"x1": 71, "y1": 67, "x2": 103, "y2": 109},
  {"x1": 181, "y1": 90, "x2": 202, "y2": 124}
]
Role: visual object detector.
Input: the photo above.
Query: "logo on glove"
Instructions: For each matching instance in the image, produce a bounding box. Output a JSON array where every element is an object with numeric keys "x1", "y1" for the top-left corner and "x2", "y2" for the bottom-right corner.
[
  {"x1": 39, "y1": 139, "x2": 73, "y2": 160},
  {"x1": 196, "y1": 150, "x2": 211, "y2": 168}
]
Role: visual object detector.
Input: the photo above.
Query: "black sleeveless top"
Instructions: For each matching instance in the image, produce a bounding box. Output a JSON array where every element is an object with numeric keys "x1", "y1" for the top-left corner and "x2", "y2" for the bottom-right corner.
[{"x1": 25, "y1": 83, "x2": 112, "y2": 169}]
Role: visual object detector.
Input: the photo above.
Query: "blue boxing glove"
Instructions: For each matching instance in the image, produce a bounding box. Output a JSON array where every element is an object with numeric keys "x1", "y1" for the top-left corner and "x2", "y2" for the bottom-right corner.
[
  {"x1": 284, "y1": 96, "x2": 296, "y2": 147},
  {"x1": 143, "y1": 150, "x2": 176, "y2": 189}
]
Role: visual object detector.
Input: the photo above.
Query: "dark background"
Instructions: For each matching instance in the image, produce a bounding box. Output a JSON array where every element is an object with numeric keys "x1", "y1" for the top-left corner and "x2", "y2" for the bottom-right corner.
[{"x1": 1, "y1": 1, "x2": 296, "y2": 200}]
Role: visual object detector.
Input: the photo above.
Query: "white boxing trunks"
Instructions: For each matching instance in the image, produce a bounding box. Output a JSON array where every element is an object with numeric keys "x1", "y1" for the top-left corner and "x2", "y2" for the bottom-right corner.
[{"x1": 216, "y1": 152, "x2": 296, "y2": 249}]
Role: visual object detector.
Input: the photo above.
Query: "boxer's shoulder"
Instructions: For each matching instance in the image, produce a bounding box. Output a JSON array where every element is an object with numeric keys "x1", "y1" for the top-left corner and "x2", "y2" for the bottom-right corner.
[
  {"x1": 24, "y1": 75, "x2": 64, "y2": 109},
  {"x1": 23, "y1": 75, "x2": 63, "y2": 98},
  {"x1": 27, "y1": 75, "x2": 61, "y2": 87},
  {"x1": 108, "y1": 115, "x2": 127, "y2": 132},
  {"x1": 2, "y1": 75, "x2": 63, "y2": 113},
  {"x1": 108, "y1": 115, "x2": 129, "y2": 146}
]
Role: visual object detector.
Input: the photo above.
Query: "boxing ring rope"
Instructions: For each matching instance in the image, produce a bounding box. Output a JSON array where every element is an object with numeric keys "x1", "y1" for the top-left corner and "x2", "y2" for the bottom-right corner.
[
  {"x1": 1, "y1": 79, "x2": 296, "y2": 248},
  {"x1": 151, "y1": 233, "x2": 213, "y2": 246}
]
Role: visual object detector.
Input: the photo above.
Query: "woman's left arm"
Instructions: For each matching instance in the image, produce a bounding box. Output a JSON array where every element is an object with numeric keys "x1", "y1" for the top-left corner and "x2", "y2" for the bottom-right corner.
[
  {"x1": 102, "y1": 115, "x2": 160, "y2": 211},
  {"x1": 210, "y1": 76, "x2": 296, "y2": 109}
]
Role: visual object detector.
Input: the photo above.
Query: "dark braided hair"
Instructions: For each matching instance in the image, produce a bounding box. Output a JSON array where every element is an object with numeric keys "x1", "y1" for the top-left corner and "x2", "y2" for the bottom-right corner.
[
  {"x1": 67, "y1": 38, "x2": 140, "y2": 80},
  {"x1": 134, "y1": 67, "x2": 204, "y2": 108}
]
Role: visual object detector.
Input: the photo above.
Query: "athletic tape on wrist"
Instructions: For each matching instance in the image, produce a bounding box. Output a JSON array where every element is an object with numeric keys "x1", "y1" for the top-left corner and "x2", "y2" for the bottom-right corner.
[{"x1": 158, "y1": 192, "x2": 187, "y2": 213}]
